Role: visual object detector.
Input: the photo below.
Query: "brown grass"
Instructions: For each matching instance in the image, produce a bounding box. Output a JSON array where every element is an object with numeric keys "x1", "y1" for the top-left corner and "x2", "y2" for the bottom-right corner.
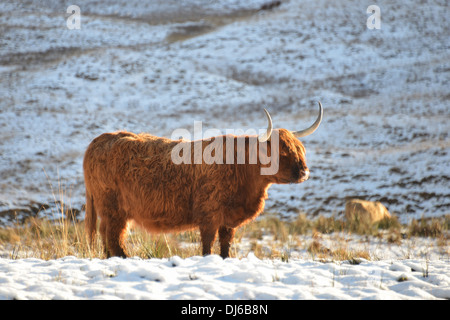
[{"x1": 1, "y1": 201, "x2": 448, "y2": 262}]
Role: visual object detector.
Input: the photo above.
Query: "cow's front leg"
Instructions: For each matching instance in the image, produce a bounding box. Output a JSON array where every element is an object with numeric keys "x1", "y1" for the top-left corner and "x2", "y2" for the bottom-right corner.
[
  {"x1": 219, "y1": 226, "x2": 236, "y2": 259},
  {"x1": 199, "y1": 225, "x2": 218, "y2": 256}
]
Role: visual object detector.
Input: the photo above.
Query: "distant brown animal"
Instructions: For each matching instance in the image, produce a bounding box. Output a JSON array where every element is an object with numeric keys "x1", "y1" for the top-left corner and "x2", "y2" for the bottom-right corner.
[
  {"x1": 345, "y1": 199, "x2": 391, "y2": 224},
  {"x1": 83, "y1": 102, "x2": 323, "y2": 258}
]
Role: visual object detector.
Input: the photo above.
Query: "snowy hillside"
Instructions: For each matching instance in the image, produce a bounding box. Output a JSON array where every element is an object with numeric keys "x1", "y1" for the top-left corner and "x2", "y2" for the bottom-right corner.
[{"x1": 0, "y1": 0, "x2": 448, "y2": 223}]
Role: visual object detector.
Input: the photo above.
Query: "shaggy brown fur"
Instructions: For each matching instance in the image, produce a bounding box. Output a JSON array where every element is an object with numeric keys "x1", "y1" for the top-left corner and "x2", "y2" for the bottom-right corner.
[{"x1": 83, "y1": 129, "x2": 310, "y2": 258}]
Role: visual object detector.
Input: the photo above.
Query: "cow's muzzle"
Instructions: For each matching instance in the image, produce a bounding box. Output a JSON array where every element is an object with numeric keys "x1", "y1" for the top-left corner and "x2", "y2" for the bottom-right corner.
[
  {"x1": 299, "y1": 168, "x2": 310, "y2": 182},
  {"x1": 291, "y1": 165, "x2": 309, "y2": 183}
]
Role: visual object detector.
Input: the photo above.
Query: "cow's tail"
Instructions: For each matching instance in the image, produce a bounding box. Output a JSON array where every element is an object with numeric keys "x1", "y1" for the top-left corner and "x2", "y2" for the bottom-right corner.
[{"x1": 85, "y1": 187, "x2": 97, "y2": 251}]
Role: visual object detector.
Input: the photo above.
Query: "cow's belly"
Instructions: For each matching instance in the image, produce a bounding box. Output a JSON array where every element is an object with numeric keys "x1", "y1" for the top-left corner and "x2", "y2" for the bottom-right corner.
[{"x1": 132, "y1": 216, "x2": 196, "y2": 233}]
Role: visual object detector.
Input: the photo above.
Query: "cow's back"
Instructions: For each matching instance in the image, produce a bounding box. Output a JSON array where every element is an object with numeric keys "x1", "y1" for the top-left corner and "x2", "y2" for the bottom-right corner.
[{"x1": 84, "y1": 131, "x2": 196, "y2": 230}]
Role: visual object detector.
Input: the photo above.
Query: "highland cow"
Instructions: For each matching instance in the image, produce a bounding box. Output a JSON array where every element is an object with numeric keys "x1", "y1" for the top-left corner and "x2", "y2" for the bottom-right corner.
[{"x1": 83, "y1": 102, "x2": 323, "y2": 258}]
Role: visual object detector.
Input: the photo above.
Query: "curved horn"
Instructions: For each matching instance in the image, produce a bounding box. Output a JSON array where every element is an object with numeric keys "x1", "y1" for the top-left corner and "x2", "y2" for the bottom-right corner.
[
  {"x1": 292, "y1": 101, "x2": 323, "y2": 138},
  {"x1": 258, "y1": 108, "x2": 273, "y2": 142}
]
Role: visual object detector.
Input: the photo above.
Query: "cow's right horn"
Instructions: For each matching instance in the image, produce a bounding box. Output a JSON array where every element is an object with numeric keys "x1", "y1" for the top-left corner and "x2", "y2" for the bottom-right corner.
[
  {"x1": 292, "y1": 101, "x2": 323, "y2": 138},
  {"x1": 258, "y1": 108, "x2": 273, "y2": 142}
]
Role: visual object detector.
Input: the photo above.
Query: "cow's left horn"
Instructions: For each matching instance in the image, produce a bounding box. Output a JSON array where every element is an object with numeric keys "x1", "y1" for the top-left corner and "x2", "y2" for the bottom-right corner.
[
  {"x1": 258, "y1": 108, "x2": 273, "y2": 142},
  {"x1": 292, "y1": 101, "x2": 323, "y2": 138}
]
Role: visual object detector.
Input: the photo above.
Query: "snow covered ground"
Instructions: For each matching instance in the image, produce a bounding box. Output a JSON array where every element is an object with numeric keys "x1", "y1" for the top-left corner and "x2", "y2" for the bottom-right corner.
[
  {"x1": 0, "y1": 254, "x2": 449, "y2": 300},
  {"x1": 0, "y1": 229, "x2": 448, "y2": 300}
]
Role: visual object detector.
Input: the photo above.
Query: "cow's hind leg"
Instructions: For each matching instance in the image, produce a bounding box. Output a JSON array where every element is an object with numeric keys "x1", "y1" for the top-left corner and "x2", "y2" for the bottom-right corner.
[
  {"x1": 104, "y1": 213, "x2": 128, "y2": 258},
  {"x1": 96, "y1": 191, "x2": 128, "y2": 258},
  {"x1": 218, "y1": 226, "x2": 236, "y2": 259},
  {"x1": 99, "y1": 215, "x2": 128, "y2": 258},
  {"x1": 99, "y1": 218, "x2": 108, "y2": 256}
]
